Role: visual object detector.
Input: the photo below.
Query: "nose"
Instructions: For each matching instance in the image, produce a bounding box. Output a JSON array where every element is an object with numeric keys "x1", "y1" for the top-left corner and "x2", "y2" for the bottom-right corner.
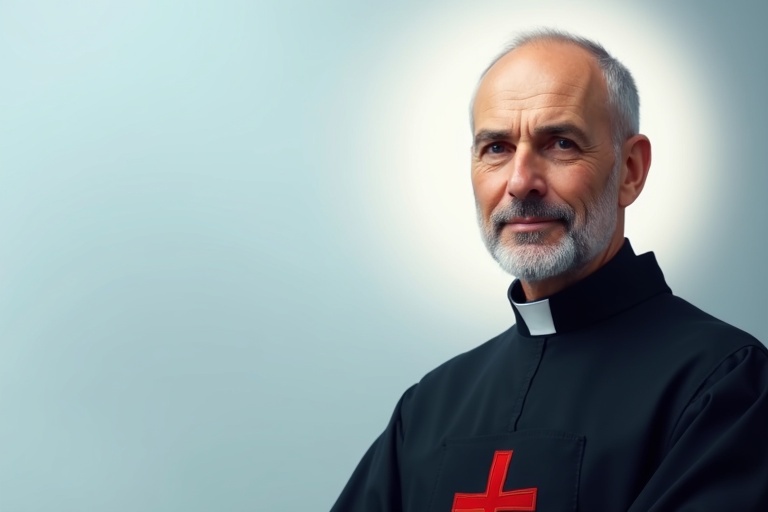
[{"x1": 505, "y1": 146, "x2": 547, "y2": 200}]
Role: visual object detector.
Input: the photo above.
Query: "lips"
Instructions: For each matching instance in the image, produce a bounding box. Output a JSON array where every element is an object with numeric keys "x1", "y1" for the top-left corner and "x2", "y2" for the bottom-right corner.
[
  {"x1": 504, "y1": 217, "x2": 563, "y2": 232},
  {"x1": 510, "y1": 216, "x2": 557, "y2": 224}
]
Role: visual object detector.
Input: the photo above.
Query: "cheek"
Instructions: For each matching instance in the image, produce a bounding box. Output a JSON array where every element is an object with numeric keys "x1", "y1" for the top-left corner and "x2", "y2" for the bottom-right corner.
[
  {"x1": 471, "y1": 170, "x2": 506, "y2": 217},
  {"x1": 565, "y1": 194, "x2": 593, "y2": 223},
  {"x1": 547, "y1": 168, "x2": 605, "y2": 217}
]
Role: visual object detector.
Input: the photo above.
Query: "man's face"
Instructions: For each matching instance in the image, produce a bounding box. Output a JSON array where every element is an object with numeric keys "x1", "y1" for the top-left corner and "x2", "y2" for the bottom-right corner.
[{"x1": 471, "y1": 41, "x2": 621, "y2": 286}]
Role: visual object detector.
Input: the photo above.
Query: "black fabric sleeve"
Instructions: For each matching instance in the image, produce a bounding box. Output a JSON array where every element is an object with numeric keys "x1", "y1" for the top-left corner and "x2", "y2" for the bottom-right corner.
[
  {"x1": 330, "y1": 385, "x2": 417, "y2": 512},
  {"x1": 628, "y1": 345, "x2": 768, "y2": 511}
]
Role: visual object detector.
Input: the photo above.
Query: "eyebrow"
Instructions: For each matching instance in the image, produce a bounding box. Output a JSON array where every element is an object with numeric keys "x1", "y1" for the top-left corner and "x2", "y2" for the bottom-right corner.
[
  {"x1": 473, "y1": 130, "x2": 511, "y2": 149},
  {"x1": 473, "y1": 123, "x2": 591, "y2": 149},
  {"x1": 533, "y1": 123, "x2": 590, "y2": 143}
]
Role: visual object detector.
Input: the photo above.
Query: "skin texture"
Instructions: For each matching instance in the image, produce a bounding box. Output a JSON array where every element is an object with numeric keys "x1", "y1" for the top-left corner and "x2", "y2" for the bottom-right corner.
[{"x1": 471, "y1": 40, "x2": 652, "y2": 301}]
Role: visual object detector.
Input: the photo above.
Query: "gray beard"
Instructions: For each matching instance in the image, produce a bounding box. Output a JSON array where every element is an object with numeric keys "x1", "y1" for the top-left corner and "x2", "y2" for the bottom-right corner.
[{"x1": 478, "y1": 161, "x2": 621, "y2": 283}]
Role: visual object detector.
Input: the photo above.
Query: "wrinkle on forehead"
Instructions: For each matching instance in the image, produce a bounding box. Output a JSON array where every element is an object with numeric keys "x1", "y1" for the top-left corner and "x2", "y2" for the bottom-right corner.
[
  {"x1": 472, "y1": 42, "x2": 609, "y2": 136},
  {"x1": 477, "y1": 88, "x2": 592, "y2": 113},
  {"x1": 486, "y1": 80, "x2": 591, "y2": 102},
  {"x1": 476, "y1": 103, "x2": 595, "y2": 145}
]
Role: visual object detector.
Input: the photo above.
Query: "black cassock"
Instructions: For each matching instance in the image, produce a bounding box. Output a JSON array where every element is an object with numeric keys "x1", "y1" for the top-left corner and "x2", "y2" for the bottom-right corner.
[{"x1": 331, "y1": 240, "x2": 768, "y2": 511}]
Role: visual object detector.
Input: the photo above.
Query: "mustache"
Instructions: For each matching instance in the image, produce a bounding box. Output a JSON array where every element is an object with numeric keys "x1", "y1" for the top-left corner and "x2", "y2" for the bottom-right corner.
[{"x1": 490, "y1": 198, "x2": 575, "y2": 230}]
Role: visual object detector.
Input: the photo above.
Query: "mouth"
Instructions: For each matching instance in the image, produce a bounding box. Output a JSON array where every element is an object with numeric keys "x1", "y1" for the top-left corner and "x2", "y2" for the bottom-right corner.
[{"x1": 503, "y1": 217, "x2": 564, "y2": 233}]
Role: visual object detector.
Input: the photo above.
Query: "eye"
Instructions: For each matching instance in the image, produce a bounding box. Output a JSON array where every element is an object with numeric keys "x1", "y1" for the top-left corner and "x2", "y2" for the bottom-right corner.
[
  {"x1": 555, "y1": 138, "x2": 576, "y2": 150},
  {"x1": 488, "y1": 142, "x2": 507, "y2": 154},
  {"x1": 478, "y1": 142, "x2": 513, "y2": 165}
]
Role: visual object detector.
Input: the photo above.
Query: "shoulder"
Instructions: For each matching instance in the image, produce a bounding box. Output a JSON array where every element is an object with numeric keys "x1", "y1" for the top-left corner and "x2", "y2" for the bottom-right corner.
[
  {"x1": 638, "y1": 292, "x2": 768, "y2": 414},
  {"x1": 397, "y1": 327, "x2": 516, "y2": 415},
  {"x1": 418, "y1": 326, "x2": 515, "y2": 387},
  {"x1": 637, "y1": 292, "x2": 764, "y2": 360}
]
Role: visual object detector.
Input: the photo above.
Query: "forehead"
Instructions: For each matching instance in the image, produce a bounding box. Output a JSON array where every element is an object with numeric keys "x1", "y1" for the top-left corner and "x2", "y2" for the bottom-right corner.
[{"x1": 473, "y1": 41, "x2": 610, "y2": 134}]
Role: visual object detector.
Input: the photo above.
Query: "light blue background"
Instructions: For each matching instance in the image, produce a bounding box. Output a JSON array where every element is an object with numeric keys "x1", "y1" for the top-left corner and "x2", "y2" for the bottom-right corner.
[{"x1": 1, "y1": 1, "x2": 766, "y2": 510}]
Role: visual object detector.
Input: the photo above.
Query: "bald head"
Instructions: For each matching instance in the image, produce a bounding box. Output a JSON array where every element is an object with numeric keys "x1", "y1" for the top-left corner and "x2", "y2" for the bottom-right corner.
[
  {"x1": 474, "y1": 40, "x2": 612, "y2": 151},
  {"x1": 471, "y1": 30, "x2": 640, "y2": 149}
]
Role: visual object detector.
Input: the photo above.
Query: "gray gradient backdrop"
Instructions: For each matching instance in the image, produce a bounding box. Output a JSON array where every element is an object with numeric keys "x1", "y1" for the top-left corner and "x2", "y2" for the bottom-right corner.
[{"x1": 1, "y1": 1, "x2": 766, "y2": 510}]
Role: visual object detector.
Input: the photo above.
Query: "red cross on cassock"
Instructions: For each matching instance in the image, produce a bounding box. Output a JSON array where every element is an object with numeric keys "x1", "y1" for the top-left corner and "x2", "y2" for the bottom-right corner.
[{"x1": 452, "y1": 450, "x2": 537, "y2": 512}]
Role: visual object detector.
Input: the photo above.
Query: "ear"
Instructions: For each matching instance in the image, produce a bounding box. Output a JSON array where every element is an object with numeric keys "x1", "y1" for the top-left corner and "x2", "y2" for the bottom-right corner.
[{"x1": 618, "y1": 134, "x2": 652, "y2": 208}]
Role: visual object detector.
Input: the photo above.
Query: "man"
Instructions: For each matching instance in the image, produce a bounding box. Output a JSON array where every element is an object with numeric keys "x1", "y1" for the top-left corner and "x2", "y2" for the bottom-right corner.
[{"x1": 331, "y1": 29, "x2": 768, "y2": 511}]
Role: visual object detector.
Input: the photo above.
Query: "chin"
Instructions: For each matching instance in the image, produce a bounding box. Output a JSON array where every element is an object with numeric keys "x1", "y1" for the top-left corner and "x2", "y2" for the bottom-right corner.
[{"x1": 493, "y1": 237, "x2": 579, "y2": 282}]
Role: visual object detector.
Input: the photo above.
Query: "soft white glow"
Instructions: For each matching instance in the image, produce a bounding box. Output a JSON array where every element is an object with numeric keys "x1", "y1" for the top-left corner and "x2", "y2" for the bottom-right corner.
[{"x1": 354, "y1": 1, "x2": 723, "y2": 343}]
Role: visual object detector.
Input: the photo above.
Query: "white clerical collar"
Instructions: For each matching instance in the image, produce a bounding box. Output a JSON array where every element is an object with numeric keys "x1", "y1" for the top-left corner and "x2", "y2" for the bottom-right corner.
[{"x1": 511, "y1": 297, "x2": 557, "y2": 336}]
